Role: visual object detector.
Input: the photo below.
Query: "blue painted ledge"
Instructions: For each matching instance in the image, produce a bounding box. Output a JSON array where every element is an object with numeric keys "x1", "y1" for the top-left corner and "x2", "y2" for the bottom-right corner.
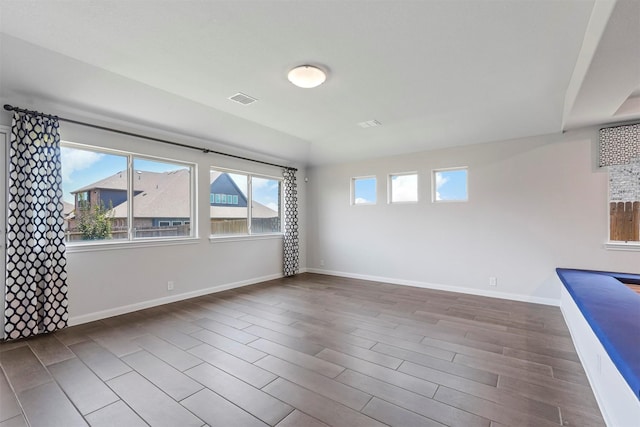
[{"x1": 556, "y1": 268, "x2": 640, "y2": 399}]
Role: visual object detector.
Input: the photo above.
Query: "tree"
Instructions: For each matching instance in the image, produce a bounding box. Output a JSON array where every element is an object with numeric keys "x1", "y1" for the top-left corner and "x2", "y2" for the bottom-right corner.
[{"x1": 78, "y1": 201, "x2": 113, "y2": 240}]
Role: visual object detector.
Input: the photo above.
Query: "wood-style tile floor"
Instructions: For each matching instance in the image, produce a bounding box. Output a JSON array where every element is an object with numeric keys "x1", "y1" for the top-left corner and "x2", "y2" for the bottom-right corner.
[{"x1": 0, "y1": 273, "x2": 605, "y2": 426}]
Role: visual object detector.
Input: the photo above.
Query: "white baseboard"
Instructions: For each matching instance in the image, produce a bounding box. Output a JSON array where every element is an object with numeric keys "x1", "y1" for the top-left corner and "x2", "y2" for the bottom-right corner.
[
  {"x1": 560, "y1": 286, "x2": 640, "y2": 427},
  {"x1": 68, "y1": 273, "x2": 284, "y2": 326},
  {"x1": 305, "y1": 268, "x2": 559, "y2": 306}
]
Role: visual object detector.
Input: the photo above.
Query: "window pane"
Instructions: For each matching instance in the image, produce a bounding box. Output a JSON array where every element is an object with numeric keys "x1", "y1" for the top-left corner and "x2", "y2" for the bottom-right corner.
[
  {"x1": 433, "y1": 168, "x2": 468, "y2": 202},
  {"x1": 609, "y1": 160, "x2": 640, "y2": 242},
  {"x1": 390, "y1": 173, "x2": 418, "y2": 203},
  {"x1": 210, "y1": 169, "x2": 248, "y2": 235},
  {"x1": 353, "y1": 177, "x2": 376, "y2": 205},
  {"x1": 61, "y1": 146, "x2": 128, "y2": 242},
  {"x1": 251, "y1": 177, "x2": 281, "y2": 234},
  {"x1": 133, "y1": 158, "x2": 192, "y2": 239}
]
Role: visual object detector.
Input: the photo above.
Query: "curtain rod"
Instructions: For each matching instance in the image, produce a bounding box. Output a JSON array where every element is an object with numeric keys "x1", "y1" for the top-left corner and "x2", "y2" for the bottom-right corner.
[{"x1": 3, "y1": 104, "x2": 297, "y2": 171}]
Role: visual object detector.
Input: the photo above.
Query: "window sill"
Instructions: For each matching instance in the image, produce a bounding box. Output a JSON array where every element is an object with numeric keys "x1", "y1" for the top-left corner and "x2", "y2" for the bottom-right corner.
[
  {"x1": 604, "y1": 242, "x2": 640, "y2": 252},
  {"x1": 66, "y1": 237, "x2": 201, "y2": 253},
  {"x1": 209, "y1": 233, "x2": 283, "y2": 243}
]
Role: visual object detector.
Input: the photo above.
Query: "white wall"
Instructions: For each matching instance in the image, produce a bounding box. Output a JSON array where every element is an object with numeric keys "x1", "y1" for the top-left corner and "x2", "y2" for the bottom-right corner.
[
  {"x1": 0, "y1": 115, "x2": 307, "y2": 325},
  {"x1": 306, "y1": 129, "x2": 638, "y2": 304}
]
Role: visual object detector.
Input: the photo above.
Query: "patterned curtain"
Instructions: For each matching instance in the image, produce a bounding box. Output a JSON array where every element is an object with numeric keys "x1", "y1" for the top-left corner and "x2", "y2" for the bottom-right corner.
[
  {"x1": 599, "y1": 123, "x2": 639, "y2": 167},
  {"x1": 4, "y1": 112, "x2": 69, "y2": 340},
  {"x1": 282, "y1": 168, "x2": 299, "y2": 277}
]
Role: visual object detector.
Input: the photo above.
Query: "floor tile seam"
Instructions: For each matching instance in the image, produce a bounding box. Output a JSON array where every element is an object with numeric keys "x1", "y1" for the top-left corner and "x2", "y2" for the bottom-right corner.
[
  {"x1": 105, "y1": 370, "x2": 207, "y2": 427},
  {"x1": 331, "y1": 361, "x2": 439, "y2": 400},
  {"x1": 372, "y1": 345, "x2": 500, "y2": 385},
  {"x1": 493, "y1": 376, "x2": 601, "y2": 418},
  {"x1": 120, "y1": 350, "x2": 206, "y2": 401},
  {"x1": 315, "y1": 343, "x2": 402, "y2": 372},
  {"x1": 432, "y1": 384, "x2": 561, "y2": 426},
  {"x1": 338, "y1": 370, "x2": 492, "y2": 423},
  {"x1": 353, "y1": 331, "x2": 455, "y2": 361},
  {"x1": 451, "y1": 353, "x2": 555, "y2": 379},
  {"x1": 360, "y1": 384, "x2": 485, "y2": 427},
  {"x1": 187, "y1": 329, "x2": 267, "y2": 360},
  {"x1": 255, "y1": 359, "x2": 374, "y2": 412},
  {"x1": 177, "y1": 386, "x2": 271, "y2": 426},
  {"x1": 189, "y1": 321, "x2": 260, "y2": 345},
  {"x1": 238, "y1": 312, "x2": 298, "y2": 327},
  {"x1": 0, "y1": 362, "x2": 30, "y2": 424},
  {"x1": 398, "y1": 358, "x2": 502, "y2": 390},
  {"x1": 250, "y1": 343, "x2": 346, "y2": 379}
]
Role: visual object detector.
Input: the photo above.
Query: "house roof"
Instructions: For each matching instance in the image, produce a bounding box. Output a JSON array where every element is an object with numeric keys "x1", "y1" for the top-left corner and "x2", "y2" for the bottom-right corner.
[
  {"x1": 110, "y1": 169, "x2": 192, "y2": 218},
  {"x1": 71, "y1": 169, "x2": 277, "y2": 219},
  {"x1": 1, "y1": 1, "x2": 637, "y2": 166}
]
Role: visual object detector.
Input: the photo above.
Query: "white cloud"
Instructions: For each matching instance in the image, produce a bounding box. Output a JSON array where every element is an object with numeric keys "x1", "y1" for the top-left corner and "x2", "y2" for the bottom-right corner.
[
  {"x1": 252, "y1": 177, "x2": 275, "y2": 189},
  {"x1": 435, "y1": 174, "x2": 449, "y2": 201},
  {"x1": 392, "y1": 174, "x2": 418, "y2": 202},
  {"x1": 60, "y1": 147, "x2": 103, "y2": 183}
]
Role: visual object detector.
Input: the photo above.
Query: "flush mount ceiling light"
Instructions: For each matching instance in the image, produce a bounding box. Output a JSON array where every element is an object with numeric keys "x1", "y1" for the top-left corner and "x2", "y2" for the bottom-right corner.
[{"x1": 287, "y1": 65, "x2": 327, "y2": 88}]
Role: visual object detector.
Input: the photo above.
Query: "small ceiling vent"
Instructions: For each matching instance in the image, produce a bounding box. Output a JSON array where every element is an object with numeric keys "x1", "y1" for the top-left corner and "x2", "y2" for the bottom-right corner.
[
  {"x1": 229, "y1": 92, "x2": 258, "y2": 105},
  {"x1": 357, "y1": 119, "x2": 382, "y2": 128}
]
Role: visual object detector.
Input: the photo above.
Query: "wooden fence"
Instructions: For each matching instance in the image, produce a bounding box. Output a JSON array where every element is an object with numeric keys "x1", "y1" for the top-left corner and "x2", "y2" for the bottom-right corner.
[
  {"x1": 66, "y1": 225, "x2": 190, "y2": 241},
  {"x1": 610, "y1": 201, "x2": 640, "y2": 242},
  {"x1": 210, "y1": 218, "x2": 281, "y2": 235}
]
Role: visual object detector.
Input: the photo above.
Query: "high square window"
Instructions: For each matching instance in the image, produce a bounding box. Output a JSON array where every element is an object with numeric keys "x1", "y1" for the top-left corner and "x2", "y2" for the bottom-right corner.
[
  {"x1": 389, "y1": 172, "x2": 418, "y2": 203},
  {"x1": 351, "y1": 176, "x2": 376, "y2": 205},
  {"x1": 433, "y1": 167, "x2": 468, "y2": 202}
]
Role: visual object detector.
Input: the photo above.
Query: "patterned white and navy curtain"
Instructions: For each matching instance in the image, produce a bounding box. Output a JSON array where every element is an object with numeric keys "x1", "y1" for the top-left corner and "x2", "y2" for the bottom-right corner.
[
  {"x1": 283, "y1": 168, "x2": 299, "y2": 276},
  {"x1": 4, "y1": 111, "x2": 69, "y2": 340},
  {"x1": 599, "y1": 123, "x2": 639, "y2": 167}
]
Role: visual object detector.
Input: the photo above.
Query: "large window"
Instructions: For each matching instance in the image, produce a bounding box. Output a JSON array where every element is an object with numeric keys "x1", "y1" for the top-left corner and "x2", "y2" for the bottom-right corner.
[
  {"x1": 389, "y1": 172, "x2": 418, "y2": 203},
  {"x1": 432, "y1": 167, "x2": 468, "y2": 202},
  {"x1": 210, "y1": 168, "x2": 282, "y2": 236},
  {"x1": 61, "y1": 143, "x2": 195, "y2": 243}
]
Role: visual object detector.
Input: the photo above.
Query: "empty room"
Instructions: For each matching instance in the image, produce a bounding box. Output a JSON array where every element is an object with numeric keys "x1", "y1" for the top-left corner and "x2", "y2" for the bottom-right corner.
[{"x1": 0, "y1": 1, "x2": 639, "y2": 426}]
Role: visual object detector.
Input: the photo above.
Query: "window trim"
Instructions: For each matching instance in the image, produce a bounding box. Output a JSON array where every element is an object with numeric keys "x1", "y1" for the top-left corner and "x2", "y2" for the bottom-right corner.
[
  {"x1": 432, "y1": 166, "x2": 469, "y2": 203},
  {"x1": 604, "y1": 242, "x2": 640, "y2": 251},
  {"x1": 61, "y1": 141, "x2": 198, "y2": 246},
  {"x1": 351, "y1": 176, "x2": 377, "y2": 206},
  {"x1": 209, "y1": 166, "x2": 284, "y2": 238},
  {"x1": 388, "y1": 171, "x2": 419, "y2": 204},
  {"x1": 607, "y1": 162, "x2": 639, "y2": 248}
]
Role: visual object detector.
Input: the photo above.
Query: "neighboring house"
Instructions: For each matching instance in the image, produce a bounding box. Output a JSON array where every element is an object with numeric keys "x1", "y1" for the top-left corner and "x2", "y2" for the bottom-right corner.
[
  {"x1": 67, "y1": 169, "x2": 278, "y2": 239},
  {"x1": 209, "y1": 171, "x2": 280, "y2": 234}
]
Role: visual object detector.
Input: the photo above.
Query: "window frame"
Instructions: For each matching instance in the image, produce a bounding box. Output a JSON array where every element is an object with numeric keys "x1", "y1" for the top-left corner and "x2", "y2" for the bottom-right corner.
[
  {"x1": 61, "y1": 141, "x2": 198, "y2": 250},
  {"x1": 432, "y1": 166, "x2": 469, "y2": 203},
  {"x1": 388, "y1": 171, "x2": 419, "y2": 204},
  {"x1": 351, "y1": 176, "x2": 377, "y2": 206},
  {"x1": 209, "y1": 166, "x2": 284, "y2": 240},
  {"x1": 605, "y1": 162, "x2": 640, "y2": 251}
]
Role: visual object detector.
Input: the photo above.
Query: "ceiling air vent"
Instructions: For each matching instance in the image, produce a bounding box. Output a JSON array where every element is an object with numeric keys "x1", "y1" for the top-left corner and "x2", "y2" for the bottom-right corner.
[
  {"x1": 357, "y1": 119, "x2": 382, "y2": 128},
  {"x1": 228, "y1": 92, "x2": 258, "y2": 105}
]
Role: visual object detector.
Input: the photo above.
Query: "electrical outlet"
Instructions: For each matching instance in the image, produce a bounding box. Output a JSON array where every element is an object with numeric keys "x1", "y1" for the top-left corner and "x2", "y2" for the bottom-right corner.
[
  {"x1": 320, "y1": 259, "x2": 325, "y2": 267},
  {"x1": 167, "y1": 281, "x2": 174, "y2": 291},
  {"x1": 489, "y1": 277, "x2": 497, "y2": 287}
]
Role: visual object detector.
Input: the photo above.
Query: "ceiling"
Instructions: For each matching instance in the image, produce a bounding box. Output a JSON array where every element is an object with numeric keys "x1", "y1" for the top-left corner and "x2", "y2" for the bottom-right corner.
[{"x1": 1, "y1": 0, "x2": 639, "y2": 167}]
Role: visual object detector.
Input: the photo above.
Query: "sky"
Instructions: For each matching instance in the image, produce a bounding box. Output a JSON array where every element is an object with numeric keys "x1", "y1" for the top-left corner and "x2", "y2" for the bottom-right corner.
[
  {"x1": 353, "y1": 170, "x2": 468, "y2": 204},
  {"x1": 435, "y1": 169, "x2": 468, "y2": 201},
  {"x1": 61, "y1": 145, "x2": 280, "y2": 211},
  {"x1": 227, "y1": 173, "x2": 280, "y2": 212},
  {"x1": 61, "y1": 146, "x2": 185, "y2": 203}
]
